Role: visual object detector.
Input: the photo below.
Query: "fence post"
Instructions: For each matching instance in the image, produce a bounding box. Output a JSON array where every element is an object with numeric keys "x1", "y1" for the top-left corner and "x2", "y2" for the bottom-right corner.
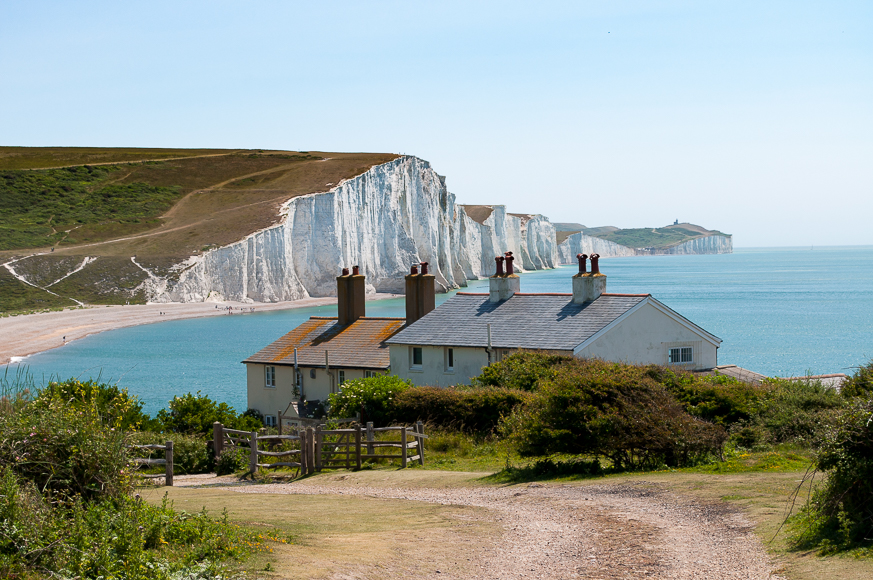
[
  {"x1": 315, "y1": 424, "x2": 322, "y2": 472},
  {"x1": 165, "y1": 441, "x2": 174, "y2": 486},
  {"x1": 355, "y1": 425, "x2": 362, "y2": 470},
  {"x1": 366, "y1": 421, "x2": 374, "y2": 455},
  {"x1": 306, "y1": 427, "x2": 314, "y2": 474},
  {"x1": 277, "y1": 411, "x2": 283, "y2": 437},
  {"x1": 416, "y1": 421, "x2": 425, "y2": 466},
  {"x1": 401, "y1": 426, "x2": 408, "y2": 468},
  {"x1": 249, "y1": 431, "x2": 258, "y2": 474},
  {"x1": 213, "y1": 422, "x2": 224, "y2": 460}
]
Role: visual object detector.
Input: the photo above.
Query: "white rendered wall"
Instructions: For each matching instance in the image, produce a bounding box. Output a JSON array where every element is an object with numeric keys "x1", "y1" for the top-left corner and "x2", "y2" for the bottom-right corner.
[
  {"x1": 390, "y1": 345, "x2": 490, "y2": 387},
  {"x1": 246, "y1": 363, "x2": 373, "y2": 415},
  {"x1": 575, "y1": 303, "x2": 718, "y2": 370}
]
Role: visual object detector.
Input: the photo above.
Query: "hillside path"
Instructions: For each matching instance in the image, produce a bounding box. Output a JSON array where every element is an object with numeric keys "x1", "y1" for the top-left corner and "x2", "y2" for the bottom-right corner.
[{"x1": 220, "y1": 477, "x2": 782, "y2": 580}]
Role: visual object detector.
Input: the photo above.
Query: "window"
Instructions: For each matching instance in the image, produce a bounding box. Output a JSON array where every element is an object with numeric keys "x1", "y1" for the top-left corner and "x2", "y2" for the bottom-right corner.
[
  {"x1": 411, "y1": 347, "x2": 423, "y2": 369},
  {"x1": 445, "y1": 347, "x2": 454, "y2": 372},
  {"x1": 265, "y1": 366, "x2": 276, "y2": 388},
  {"x1": 668, "y1": 347, "x2": 693, "y2": 364},
  {"x1": 264, "y1": 415, "x2": 276, "y2": 427},
  {"x1": 365, "y1": 370, "x2": 377, "y2": 378},
  {"x1": 338, "y1": 370, "x2": 345, "y2": 385}
]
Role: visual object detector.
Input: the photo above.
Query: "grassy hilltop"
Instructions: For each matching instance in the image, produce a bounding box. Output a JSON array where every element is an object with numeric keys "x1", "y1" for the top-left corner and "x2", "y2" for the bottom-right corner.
[{"x1": 0, "y1": 147, "x2": 399, "y2": 313}]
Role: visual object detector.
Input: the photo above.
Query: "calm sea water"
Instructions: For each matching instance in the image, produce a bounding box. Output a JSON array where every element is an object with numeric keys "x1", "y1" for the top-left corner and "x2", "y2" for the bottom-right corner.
[{"x1": 8, "y1": 246, "x2": 873, "y2": 415}]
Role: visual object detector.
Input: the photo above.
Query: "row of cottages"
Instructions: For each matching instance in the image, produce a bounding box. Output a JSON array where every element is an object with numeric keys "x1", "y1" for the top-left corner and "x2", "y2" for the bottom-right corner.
[{"x1": 244, "y1": 254, "x2": 722, "y2": 425}]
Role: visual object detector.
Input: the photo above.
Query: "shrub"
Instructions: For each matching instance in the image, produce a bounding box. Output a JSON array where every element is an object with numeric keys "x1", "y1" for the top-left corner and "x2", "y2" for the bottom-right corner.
[
  {"x1": 0, "y1": 392, "x2": 130, "y2": 501},
  {"x1": 472, "y1": 352, "x2": 570, "y2": 391},
  {"x1": 129, "y1": 431, "x2": 214, "y2": 475},
  {"x1": 650, "y1": 366, "x2": 766, "y2": 426},
  {"x1": 499, "y1": 359, "x2": 726, "y2": 470},
  {"x1": 327, "y1": 375, "x2": 412, "y2": 425},
  {"x1": 36, "y1": 378, "x2": 155, "y2": 430},
  {"x1": 215, "y1": 448, "x2": 248, "y2": 476},
  {"x1": 840, "y1": 360, "x2": 873, "y2": 398},
  {"x1": 793, "y1": 395, "x2": 873, "y2": 553},
  {"x1": 156, "y1": 391, "x2": 262, "y2": 436},
  {"x1": 390, "y1": 386, "x2": 526, "y2": 433}
]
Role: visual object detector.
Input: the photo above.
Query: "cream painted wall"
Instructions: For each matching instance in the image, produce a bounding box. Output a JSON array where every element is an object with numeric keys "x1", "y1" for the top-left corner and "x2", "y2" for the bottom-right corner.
[
  {"x1": 390, "y1": 345, "x2": 490, "y2": 387},
  {"x1": 246, "y1": 363, "x2": 377, "y2": 420},
  {"x1": 575, "y1": 302, "x2": 718, "y2": 370}
]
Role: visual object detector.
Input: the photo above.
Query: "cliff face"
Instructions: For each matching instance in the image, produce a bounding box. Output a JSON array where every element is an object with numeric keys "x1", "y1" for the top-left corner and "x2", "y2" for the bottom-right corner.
[
  {"x1": 148, "y1": 156, "x2": 557, "y2": 303},
  {"x1": 635, "y1": 235, "x2": 733, "y2": 255},
  {"x1": 556, "y1": 232, "x2": 636, "y2": 264}
]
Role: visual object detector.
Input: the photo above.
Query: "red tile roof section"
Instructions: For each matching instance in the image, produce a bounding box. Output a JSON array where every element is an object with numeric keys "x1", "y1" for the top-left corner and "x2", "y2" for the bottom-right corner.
[{"x1": 243, "y1": 317, "x2": 404, "y2": 369}]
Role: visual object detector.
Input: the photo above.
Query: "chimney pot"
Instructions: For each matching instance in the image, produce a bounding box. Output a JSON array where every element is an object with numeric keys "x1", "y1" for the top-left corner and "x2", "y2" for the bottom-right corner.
[
  {"x1": 410, "y1": 264, "x2": 418, "y2": 275},
  {"x1": 494, "y1": 256, "x2": 505, "y2": 276},
  {"x1": 590, "y1": 254, "x2": 601, "y2": 275},
  {"x1": 352, "y1": 265, "x2": 360, "y2": 276},
  {"x1": 576, "y1": 253, "x2": 588, "y2": 275},
  {"x1": 504, "y1": 252, "x2": 515, "y2": 276},
  {"x1": 341, "y1": 267, "x2": 349, "y2": 276},
  {"x1": 420, "y1": 261, "x2": 429, "y2": 275}
]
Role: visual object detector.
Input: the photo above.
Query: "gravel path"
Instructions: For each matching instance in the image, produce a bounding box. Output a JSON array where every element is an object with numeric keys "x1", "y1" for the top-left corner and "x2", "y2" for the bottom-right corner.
[{"x1": 225, "y1": 479, "x2": 782, "y2": 580}]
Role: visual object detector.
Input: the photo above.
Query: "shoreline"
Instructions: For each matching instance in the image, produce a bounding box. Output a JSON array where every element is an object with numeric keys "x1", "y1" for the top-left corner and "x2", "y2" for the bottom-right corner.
[{"x1": 0, "y1": 293, "x2": 402, "y2": 366}]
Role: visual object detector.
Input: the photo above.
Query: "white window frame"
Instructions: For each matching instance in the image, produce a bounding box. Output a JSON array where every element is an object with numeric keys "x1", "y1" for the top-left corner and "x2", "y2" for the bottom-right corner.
[
  {"x1": 265, "y1": 365, "x2": 276, "y2": 388},
  {"x1": 365, "y1": 370, "x2": 377, "y2": 378},
  {"x1": 668, "y1": 346, "x2": 693, "y2": 365},
  {"x1": 445, "y1": 347, "x2": 455, "y2": 372},
  {"x1": 410, "y1": 346, "x2": 423, "y2": 370},
  {"x1": 264, "y1": 414, "x2": 276, "y2": 427},
  {"x1": 338, "y1": 370, "x2": 345, "y2": 385}
]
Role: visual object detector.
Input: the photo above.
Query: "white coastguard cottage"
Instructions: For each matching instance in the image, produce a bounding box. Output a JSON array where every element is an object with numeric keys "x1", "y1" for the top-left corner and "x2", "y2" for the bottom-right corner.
[
  {"x1": 386, "y1": 252, "x2": 722, "y2": 387},
  {"x1": 243, "y1": 263, "x2": 437, "y2": 425}
]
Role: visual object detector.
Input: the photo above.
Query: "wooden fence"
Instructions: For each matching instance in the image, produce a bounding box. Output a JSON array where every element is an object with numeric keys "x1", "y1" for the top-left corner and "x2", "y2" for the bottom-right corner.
[
  {"x1": 212, "y1": 421, "x2": 425, "y2": 476},
  {"x1": 129, "y1": 441, "x2": 173, "y2": 486}
]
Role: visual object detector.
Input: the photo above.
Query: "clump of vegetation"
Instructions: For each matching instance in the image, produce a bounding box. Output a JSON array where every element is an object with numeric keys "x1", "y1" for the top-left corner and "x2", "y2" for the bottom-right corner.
[
  {"x1": 499, "y1": 358, "x2": 726, "y2": 470},
  {"x1": 156, "y1": 391, "x2": 262, "y2": 437},
  {"x1": 391, "y1": 386, "x2": 526, "y2": 433},
  {"x1": 792, "y1": 395, "x2": 873, "y2": 554},
  {"x1": 472, "y1": 351, "x2": 566, "y2": 391},
  {"x1": 840, "y1": 360, "x2": 873, "y2": 398},
  {"x1": 327, "y1": 375, "x2": 412, "y2": 425}
]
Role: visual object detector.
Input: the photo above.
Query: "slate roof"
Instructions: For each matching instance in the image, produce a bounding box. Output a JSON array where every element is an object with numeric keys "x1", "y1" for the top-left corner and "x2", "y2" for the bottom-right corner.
[
  {"x1": 385, "y1": 293, "x2": 649, "y2": 351},
  {"x1": 243, "y1": 317, "x2": 404, "y2": 369}
]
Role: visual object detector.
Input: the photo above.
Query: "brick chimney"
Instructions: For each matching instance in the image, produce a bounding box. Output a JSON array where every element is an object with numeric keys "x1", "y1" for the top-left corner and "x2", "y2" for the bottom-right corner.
[
  {"x1": 405, "y1": 261, "x2": 436, "y2": 325},
  {"x1": 337, "y1": 265, "x2": 366, "y2": 325},
  {"x1": 572, "y1": 253, "x2": 606, "y2": 304},
  {"x1": 489, "y1": 251, "x2": 520, "y2": 302}
]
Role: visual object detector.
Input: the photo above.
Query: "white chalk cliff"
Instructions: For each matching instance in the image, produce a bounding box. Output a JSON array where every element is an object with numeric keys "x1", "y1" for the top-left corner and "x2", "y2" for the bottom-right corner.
[
  {"x1": 147, "y1": 156, "x2": 557, "y2": 303},
  {"x1": 556, "y1": 232, "x2": 636, "y2": 264}
]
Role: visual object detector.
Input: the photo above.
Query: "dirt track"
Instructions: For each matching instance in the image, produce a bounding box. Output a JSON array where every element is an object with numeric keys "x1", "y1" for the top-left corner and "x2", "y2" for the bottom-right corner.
[{"x1": 177, "y1": 474, "x2": 782, "y2": 579}]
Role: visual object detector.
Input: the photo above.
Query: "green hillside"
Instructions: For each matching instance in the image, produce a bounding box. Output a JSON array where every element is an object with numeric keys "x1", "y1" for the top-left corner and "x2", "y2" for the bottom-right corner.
[{"x1": 0, "y1": 147, "x2": 399, "y2": 314}]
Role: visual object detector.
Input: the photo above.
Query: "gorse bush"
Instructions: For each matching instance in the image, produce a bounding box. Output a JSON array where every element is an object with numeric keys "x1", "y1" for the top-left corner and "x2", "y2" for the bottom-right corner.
[
  {"x1": 472, "y1": 352, "x2": 567, "y2": 391},
  {"x1": 327, "y1": 375, "x2": 412, "y2": 425},
  {"x1": 499, "y1": 358, "x2": 726, "y2": 469},
  {"x1": 840, "y1": 360, "x2": 873, "y2": 398},
  {"x1": 792, "y1": 395, "x2": 873, "y2": 553},
  {"x1": 36, "y1": 378, "x2": 155, "y2": 431},
  {"x1": 390, "y1": 386, "x2": 526, "y2": 433}
]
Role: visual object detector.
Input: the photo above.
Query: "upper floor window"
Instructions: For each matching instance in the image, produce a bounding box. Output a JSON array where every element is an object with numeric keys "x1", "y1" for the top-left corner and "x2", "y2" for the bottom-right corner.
[
  {"x1": 668, "y1": 347, "x2": 693, "y2": 364},
  {"x1": 265, "y1": 366, "x2": 276, "y2": 388}
]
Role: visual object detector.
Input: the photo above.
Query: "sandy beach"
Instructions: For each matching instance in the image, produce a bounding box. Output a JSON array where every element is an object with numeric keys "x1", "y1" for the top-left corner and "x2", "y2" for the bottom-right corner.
[{"x1": 0, "y1": 294, "x2": 402, "y2": 366}]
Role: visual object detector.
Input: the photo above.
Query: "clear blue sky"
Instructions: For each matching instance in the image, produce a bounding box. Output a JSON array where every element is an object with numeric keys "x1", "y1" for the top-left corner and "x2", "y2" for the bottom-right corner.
[{"x1": 2, "y1": 1, "x2": 870, "y2": 247}]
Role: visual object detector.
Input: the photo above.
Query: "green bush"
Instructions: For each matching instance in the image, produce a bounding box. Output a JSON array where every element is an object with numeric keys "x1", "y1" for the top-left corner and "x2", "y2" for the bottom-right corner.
[
  {"x1": 472, "y1": 352, "x2": 569, "y2": 391},
  {"x1": 0, "y1": 467, "x2": 278, "y2": 579},
  {"x1": 327, "y1": 375, "x2": 412, "y2": 425},
  {"x1": 499, "y1": 359, "x2": 726, "y2": 470},
  {"x1": 793, "y1": 395, "x2": 873, "y2": 553},
  {"x1": 215, "y1": 448, "x2": 248, "y2": 476},
  {"x1": 156, "y1": 391, "x2": 262, "y2": 437},
  {"x1": 390, "y1": 386, "x2": 526, "y2": 433},
  {"x1": 129, "y1": 432, "x2": 214, "y2": 475},
  {"x1": 650, "y1": 367, "x2": 766, "y2": 426},
  {"x1": 840, "y1": 360, "x2": 873, "y2": 398},
  {"x1": 36, "y1": 378, "x2": 156, "y2": 431},
  {"x1": 0, "y1": 392, "x2": 130, "y2": 501}
]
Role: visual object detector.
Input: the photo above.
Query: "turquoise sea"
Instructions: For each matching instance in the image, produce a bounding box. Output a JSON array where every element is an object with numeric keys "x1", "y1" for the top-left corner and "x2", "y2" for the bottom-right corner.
[{"x1": 7, "y1": 246, "x2": 873, "y2": 415}]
